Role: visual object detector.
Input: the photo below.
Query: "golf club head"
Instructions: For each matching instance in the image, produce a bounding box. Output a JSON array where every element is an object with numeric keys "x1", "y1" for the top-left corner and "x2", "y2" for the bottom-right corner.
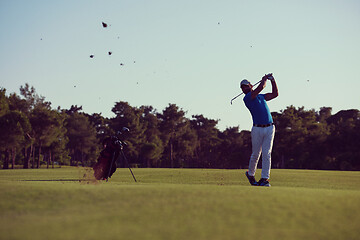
[
  {"x1": 122, "y1": 127, "x2": 130, "y2": 132},
  {"x1": 116, "y1": 127, "x2": 130, "y2": 135}
]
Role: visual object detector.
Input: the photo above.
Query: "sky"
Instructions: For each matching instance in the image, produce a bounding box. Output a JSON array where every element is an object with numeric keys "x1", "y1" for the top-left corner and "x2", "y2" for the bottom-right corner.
[{"x1": 1, "y1": 0, "x2": 359, "y2": 131}]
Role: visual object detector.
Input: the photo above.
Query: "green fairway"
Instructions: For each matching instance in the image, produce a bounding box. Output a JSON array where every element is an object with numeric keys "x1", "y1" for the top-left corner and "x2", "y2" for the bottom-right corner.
[{"x1": 0, "y1": 168, "x2": 359, "y2": 240}]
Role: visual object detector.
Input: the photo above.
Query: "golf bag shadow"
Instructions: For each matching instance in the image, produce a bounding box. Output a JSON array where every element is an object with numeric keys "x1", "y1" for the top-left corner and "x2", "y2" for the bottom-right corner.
[{"x1": 93, "y1": 136, "x2": 121, "y2": 180}]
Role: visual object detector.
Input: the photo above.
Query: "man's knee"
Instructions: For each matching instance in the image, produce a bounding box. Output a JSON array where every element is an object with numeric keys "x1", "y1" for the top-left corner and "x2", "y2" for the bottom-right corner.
[{"x1": 250, "y1": 152, "x2": 261, "y2": 160}]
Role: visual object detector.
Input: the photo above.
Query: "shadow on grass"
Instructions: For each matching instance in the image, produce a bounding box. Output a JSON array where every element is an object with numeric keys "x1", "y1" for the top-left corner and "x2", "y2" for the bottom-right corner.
[
  {"x1": 19, "y1": 179, "x2": 101, "y2": 185},
  {"x1": 20, "y1": 179, "x2": 91, "y2": 182}
]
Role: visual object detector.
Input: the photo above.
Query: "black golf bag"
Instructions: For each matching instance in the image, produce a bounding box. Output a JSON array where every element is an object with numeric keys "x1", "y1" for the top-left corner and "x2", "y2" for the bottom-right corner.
[{"x1": 93, "y1": 136, "x2": 121, "y2": 180}]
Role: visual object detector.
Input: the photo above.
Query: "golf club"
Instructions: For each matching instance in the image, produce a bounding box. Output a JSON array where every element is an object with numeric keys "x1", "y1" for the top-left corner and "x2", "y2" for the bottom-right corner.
[{"x1": 230, "y1": 80, "x2": 262, "y2": 105}]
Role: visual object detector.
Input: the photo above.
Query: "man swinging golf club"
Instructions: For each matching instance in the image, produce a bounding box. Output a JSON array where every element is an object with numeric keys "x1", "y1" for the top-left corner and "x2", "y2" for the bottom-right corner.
[{"x1": 241, "y1": 73, "x2": 278, "y2": 187}]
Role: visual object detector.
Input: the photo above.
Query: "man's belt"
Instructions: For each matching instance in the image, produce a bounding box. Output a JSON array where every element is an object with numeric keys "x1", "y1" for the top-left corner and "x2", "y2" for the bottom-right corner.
[{"x1": 253, "y1": 123, "x2": 274, "y2": 128}]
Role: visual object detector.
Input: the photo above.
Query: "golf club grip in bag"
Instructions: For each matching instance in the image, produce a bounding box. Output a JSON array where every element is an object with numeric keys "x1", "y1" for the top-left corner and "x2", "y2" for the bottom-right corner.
[{"x1": 93, "y1": 137, "x2": 119, "y2": 180}]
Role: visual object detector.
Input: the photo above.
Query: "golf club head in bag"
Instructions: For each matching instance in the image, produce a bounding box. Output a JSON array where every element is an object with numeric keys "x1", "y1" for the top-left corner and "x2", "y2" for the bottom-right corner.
[{"x1": 93, "y1": 136, "x2": 122, "y2": 180}]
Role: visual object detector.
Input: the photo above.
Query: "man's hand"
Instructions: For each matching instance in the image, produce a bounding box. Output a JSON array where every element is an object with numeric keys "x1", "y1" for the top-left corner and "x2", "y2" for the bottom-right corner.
[
  {"x1": 262, "y1": 74, "x2": 268, "y2": 82},
  {"x1": 264, "y1": 75, "x2": 278, "y2": 101},
  {"x1": 251, "y1": 75, "x2": 267, "y2": 99},
  {"x1": 265, "y1": 73, "x2": 274, "y2": 81}
]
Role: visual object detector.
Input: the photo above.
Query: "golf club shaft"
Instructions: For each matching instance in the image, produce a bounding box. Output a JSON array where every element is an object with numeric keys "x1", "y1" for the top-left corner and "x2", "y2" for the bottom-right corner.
[
  {"x1": 230, "y1": 80, "x2": 262, "y2": 105},
  {"x1": 230, "y1": 92, "x2": 243, "y2": 105}
]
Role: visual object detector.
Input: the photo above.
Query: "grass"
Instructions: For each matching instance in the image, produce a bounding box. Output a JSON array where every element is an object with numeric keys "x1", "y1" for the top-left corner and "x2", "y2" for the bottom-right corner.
[{"x1": 0, "y1": 167, "x2": 359, "y2": 240}]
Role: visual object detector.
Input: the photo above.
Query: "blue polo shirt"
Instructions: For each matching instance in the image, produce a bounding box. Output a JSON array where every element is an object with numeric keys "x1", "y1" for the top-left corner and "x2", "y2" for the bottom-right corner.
[{"x1": 243, "y1": 92, "x2": 273, "y2": 125}]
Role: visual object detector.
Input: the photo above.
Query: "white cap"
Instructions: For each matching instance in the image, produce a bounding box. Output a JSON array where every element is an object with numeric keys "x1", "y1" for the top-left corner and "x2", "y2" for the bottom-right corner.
[{"x1": 240, "y1": 79, "x2": 250, "y2": 86}]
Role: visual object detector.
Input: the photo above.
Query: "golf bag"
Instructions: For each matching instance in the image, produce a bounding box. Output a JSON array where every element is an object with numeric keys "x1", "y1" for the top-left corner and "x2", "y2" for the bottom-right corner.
[{"x1": 93, "y1": 136, "x2": 121, "y2": 180}]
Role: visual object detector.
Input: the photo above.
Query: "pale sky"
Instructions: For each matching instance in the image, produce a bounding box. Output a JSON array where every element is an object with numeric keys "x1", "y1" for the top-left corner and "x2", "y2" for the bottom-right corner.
[{"x1": 1, "y1": 0, "x2": 359, "y2": 131}]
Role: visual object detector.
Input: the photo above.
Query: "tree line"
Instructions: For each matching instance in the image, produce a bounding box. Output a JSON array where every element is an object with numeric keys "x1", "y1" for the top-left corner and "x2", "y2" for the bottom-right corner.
[{"x1": 1, "y1": 84, "x2": 359, "y2": 170}]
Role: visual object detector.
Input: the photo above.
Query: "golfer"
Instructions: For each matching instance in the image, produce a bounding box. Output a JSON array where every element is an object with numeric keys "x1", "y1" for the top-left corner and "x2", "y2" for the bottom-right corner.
[{"x1": 241, "y1": 74, "x2": 278, "y2": 187}]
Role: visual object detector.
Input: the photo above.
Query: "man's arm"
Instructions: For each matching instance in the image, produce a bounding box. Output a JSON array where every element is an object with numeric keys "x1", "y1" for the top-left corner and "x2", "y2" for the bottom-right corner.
[
  {"x1": 264, "y1": 77, "x2": 278, "y2": 101},
  {"x1": 251, "y1": 75, "x2": 267, "y2": 99}
]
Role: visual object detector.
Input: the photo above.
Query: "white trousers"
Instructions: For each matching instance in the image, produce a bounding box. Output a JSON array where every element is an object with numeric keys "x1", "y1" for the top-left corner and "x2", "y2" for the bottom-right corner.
[{"x1": 248, "y1": 125, "x2": 275, "y2": 179}]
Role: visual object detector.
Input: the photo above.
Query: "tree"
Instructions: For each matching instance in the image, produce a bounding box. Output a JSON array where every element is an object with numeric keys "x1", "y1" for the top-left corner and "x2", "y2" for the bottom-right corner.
[
  {"x1": 218, "y1": 127, "x2": 251, "y2": 169},
  {"x1": 29, "y1": 106, "x2": 66, "y2": 168},
  {"x1": 0, "y1": 111, "x2": 31, "y2": 169},
  {"x1": 0, "y1": 88, "x2": 9, "y2": 117},
  {"x1": 19, "y1": 83, "x2": 51, "y2": 111},
  {"x1": 2, "y1": 82, "x2": 360, "y2": 171},
  {"x1": 111, "y1": 101, "x2": 146, "y2": 165},
  {"x1": 272, "y1": 106, "x2": 331, "y2": 169},
  {"x1": 158, "y1": 104, "x2": 195, "y2": 167},
  {"x1": 318, "y1": 107, "x2": 332, "y2": 123},
  {"x1": 65, "y1": 111, "x2": 98, "y2": 166},
  {"x1": 325, "y1": 109, "x2": 360, "y2": 170},
  {"x1": 190, "y1": 115, "x2": 220, "y2": 168},
  {"x1": 139, "y1": 106, "x2": 163, "y2": 167},
  {"x1": 6, "y1": 92, "x2": 32, "y2": 168},
  {"x1": 87, "y1": 113, "x2": 113, "y2": 143},
  {"x1": 43, "y1": 111, "x2": 69, "y2": 168},
  {"x1": 174, "y1": 122, "x2": 197, "y2": 167}
]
